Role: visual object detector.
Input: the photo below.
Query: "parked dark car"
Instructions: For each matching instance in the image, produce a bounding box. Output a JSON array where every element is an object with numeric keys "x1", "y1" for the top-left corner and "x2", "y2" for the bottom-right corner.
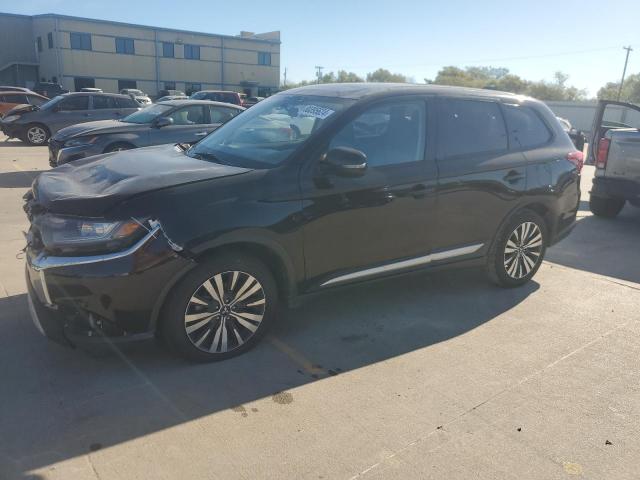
[
  {"x1": 588, "y1": 99, "x2": 640, "y2": 217},
  {"x1": 32, "y1": 82, "x2": 69, "y2": 98},
  {"x1": 556, "y1": 116, "x2": 586, "y2": 151},
  {"x1": 24, "y1": 84, "x2": 581, "y2": 362},
  {"x1": 190, "y1": 90, "x2": 243, "y2": 106},
  {"x1": 49, "y1": 100, "x2": 244, "y2": 166},
  {"x1": 0, "y1": 92, "x2": 140, "y2": 145}
]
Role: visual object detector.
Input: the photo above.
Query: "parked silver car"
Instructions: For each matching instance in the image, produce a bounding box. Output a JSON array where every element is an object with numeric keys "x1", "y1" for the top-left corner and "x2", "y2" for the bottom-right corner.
[
  {"x1": 0, "y1": 92, "x2": 140, "y2": 145},
  {"x1": 120, "y1": 88, "x2": 152, "y2": 107},
  {"x1": 49, "y1": 100, "x2": 244, "y2": 165}
]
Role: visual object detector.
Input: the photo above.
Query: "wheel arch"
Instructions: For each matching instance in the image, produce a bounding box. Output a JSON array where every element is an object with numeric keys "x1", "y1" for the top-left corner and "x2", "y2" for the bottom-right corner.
[{"x1": 149, "y1": 239, "x2": 297, "y2": 333}]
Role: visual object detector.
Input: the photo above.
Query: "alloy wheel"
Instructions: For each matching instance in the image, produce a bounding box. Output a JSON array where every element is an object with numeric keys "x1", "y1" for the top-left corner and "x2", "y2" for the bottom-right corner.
[
  {"x1": 27, "y1": 127, "x2": 47, "y2": 144},
  {"x1": 503, "y1": 221, "x2": 543, "y2": 279},
  {"x1": 183, "y1": 270, "x2": 266, "y2": 353}
]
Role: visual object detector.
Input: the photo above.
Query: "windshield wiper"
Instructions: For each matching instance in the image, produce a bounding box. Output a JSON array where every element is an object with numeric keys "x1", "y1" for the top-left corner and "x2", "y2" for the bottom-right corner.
[{"x1": 189, "y1": 150, "x2": 224, "y2": 164}]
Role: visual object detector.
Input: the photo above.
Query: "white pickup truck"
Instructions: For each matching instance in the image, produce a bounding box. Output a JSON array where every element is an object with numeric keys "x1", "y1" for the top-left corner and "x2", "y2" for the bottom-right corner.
[{"x1": 588, "y1": 100, "x2": 640, "y2": 217}]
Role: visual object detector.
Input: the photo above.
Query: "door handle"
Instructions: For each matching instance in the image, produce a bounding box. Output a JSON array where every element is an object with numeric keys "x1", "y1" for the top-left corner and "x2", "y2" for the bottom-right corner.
[
  {"x1": 195, "y1": 132, "x2": 208, "y2": 137},
  {"x1": 503, "y1": 170, "x2": 525, "y2": 184}
]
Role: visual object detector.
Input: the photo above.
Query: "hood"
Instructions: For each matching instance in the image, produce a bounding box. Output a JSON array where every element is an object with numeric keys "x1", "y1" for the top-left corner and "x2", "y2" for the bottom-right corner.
[
  {"x1": 31, "y1": 144, "x2": 251, "y2": 216},
  {"x1": 54, "y1": 119, "x2": 145, "y2": 140},
  {"x1": 4, "y1": 104, "x2": 38, "y2": 116}
]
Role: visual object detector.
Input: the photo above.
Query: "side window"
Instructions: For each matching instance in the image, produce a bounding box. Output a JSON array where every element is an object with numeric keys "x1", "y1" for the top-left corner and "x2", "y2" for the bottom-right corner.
[
  {"x1": 9, "y1": 94, "x2": 29, "y2": 104},
  {"x1": 115, "y1": 97, "x2": 137, "y2": 108},
  {"x1": 28, "y1": 95, "x2": 47, "y2": 106},
  {"x1": 209, "y1": 106, "x2": 239, "y2": 123},
  {"x1": 168, "y1": 105, "x2": 206, "y2": 125},
  {"x1": 92, "y1": 96, "x2": 116, "y2": 109},
  {"x1": 58, "y1": 96, "x2": 89, "y2": 111},
  {"x1": 438, "y1": 99, "x2": 507, "y2": 158},
  {"x1": 502, "y1": 104, "x2": 551, "y2": 149},
  {"x1": 329, "y1": 100, "x2": 426, "y2": 167}
]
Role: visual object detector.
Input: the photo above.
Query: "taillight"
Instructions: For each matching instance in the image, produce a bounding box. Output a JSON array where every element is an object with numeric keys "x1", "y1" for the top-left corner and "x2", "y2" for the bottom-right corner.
[
  {"x1": 566, "y1": 150, "x2": 584, "y2": 173},
  {"x1": 596, "y1": 138, "x2": 610, "y2": 169}
]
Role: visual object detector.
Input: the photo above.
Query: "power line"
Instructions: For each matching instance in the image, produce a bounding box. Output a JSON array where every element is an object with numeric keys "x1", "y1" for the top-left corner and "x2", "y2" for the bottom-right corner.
[{"x1": 617, "y1": 46, "x2": 633, "y2": 101}]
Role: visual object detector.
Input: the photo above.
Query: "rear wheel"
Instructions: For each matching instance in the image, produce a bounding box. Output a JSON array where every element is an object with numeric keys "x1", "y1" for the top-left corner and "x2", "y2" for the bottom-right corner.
[
  {"x1": 589, "y1": 195, "x2": 625, "y2": 218},
  {"x1": 487, "y1": 210, "x2": 547, "y2": 288},
  {"x1": 25, "y1": 124, "x2": 49, "y2": 145},
  {"x1": 161, "y1": 254, "x2": 278, "y2": 362}
]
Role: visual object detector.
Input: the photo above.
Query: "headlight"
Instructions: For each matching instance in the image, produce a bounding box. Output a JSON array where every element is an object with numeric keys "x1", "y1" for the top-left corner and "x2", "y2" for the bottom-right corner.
[
  {"x1": 64, "y1": 136, "x2": 98, "y2": 147},
  {"x1": 2, "y1": 115, "x2": 19, "y2": 123},
  {"x1": 34, "y1": 215, "x2": 147, "y2": 255}
]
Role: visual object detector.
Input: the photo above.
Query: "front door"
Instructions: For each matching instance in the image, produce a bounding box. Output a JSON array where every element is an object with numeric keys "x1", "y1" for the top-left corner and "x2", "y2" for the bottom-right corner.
[
  {"x1": 48, "y1": 95, "x2": 90, "y2": 133},
  {"x1": 149, "y1": 104, "x2": 211, "y2": 145},
  {"x1": 301, "y1": 97, "x2": 437, "y2": 288}
]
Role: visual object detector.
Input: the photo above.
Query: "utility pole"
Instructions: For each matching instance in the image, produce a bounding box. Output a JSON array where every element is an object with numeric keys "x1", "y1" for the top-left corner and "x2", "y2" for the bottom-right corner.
[
  {"x1": 283, "y1": 67, "x2": 287, "y2": 88},
  {"x1": 315, "y1": 66, "x2": 324, "y2": 84},
  {"x1": 617, "y1": 46, "x2": 633, "y2": 101}
]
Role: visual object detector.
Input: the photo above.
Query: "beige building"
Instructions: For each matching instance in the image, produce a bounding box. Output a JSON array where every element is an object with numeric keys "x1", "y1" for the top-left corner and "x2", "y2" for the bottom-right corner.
[{"x1": 1, "y1": 12, "x2": 280, "y2": 97}]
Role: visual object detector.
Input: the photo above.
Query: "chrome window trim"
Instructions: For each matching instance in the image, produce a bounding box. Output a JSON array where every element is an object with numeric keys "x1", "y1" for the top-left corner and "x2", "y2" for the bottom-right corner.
[
  {"x1": 29, "y1": 225, "x2": 161, "y2": 271},
  {"x1": 320, "y1": 243, "x2": 484, "y2": 287}
]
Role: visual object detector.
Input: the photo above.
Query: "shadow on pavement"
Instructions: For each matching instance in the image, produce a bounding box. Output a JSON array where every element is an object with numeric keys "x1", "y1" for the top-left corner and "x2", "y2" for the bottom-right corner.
[
  {"x1": 0, "y1": 267, "x2": 537, "y2": 479},
  {"x1": 0, "y1": 170, "x2": 40, "y2": 188},
  {"x1": 546, "y1": 204, "x2": 640, "y2": 284}
]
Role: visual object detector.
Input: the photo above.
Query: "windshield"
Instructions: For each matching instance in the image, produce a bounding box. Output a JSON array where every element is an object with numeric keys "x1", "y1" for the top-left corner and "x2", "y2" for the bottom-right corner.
[
  {"x1": 188, "y1": 94, "x2": 354, "y2": 168},
  {"x1": 121, "y1": 104, "x2": 172, "y2": 124},
  {"x1": 39, "y1": 95, "x2": 64, "y2": 110}
]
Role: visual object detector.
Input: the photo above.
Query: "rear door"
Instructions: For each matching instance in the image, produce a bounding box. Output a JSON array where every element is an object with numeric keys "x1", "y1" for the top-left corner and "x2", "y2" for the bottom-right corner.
[
  {"x1": 90, "y1": 95, "x2": 120, "y2": 121},
  {"x1": 433, "y1": 97, "x2": 528, "y2": 254},
  {"x1": 148, "y1": 104, "x2": 210, "y2": 145}
]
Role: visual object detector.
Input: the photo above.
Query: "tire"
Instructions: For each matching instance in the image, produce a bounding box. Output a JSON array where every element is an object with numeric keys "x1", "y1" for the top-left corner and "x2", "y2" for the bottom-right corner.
[
  {"x1": 589, "y1": 195, "x2": 625, "y2": 218},
  {"x1": 487, "y1": 209, "x2": 547, "y2": 288},
  {"x1": 160, "y1": 253, "x2": 278, "y2": 362},
  {"x1": 104, "y1": 142, "x2": 134, "y2": 153},
  {"x1": 24, "y1": 124, "x2": 49, "y2": 146}
]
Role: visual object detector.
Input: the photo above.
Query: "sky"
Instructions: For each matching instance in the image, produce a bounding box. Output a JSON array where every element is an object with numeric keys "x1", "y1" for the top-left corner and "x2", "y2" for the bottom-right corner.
[{"x1": 3, "y1": 0, "x2": 640, "y2": 97}]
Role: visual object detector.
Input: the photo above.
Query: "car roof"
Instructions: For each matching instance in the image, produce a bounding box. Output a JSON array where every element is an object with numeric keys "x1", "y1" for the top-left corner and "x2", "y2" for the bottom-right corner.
[
  {"x1": 0, "y1": 90, "x2": 42, "y2": 96},
  {"x1": 194, "y1": 90, "x2": 240, "y2": 94},
  {"x1": 60, "y1": 92, "x2": 132, "y2": 99},
  {"x1": 283, "y1": 82, "x2": 527, "y2": 102},
  {"x1": 156, "y1": 99, "x2": 245, "y2": 109}
]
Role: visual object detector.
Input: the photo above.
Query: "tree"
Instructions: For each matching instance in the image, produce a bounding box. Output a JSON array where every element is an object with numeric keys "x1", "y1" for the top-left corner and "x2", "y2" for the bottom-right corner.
[
  {"x1": 597, "y1": 73, "x2": 640, "y2": 103},
  {"x1": 366, "y1": 68, "x2": 408, "y2": 83}
]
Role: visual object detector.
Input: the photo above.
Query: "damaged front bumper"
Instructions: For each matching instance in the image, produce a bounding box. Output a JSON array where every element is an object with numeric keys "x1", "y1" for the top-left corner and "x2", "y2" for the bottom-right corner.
[{"x1": 25, "y1": 224, "x2": 193, "y2": 348}]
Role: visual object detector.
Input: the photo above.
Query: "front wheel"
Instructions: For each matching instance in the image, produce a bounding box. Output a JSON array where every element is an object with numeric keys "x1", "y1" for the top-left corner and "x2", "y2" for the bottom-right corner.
[
  {"x1": 487, "y1": 210, "x2": 547, "y2": 288},
  {"x1": 589, "y1": 195, "x2": 625, "y2": 218},
  {"x1": 161, "y1": 254, "x2": 278, "y2": 362},
  {"x1": 24, "y1": 124, "x2": 49, "y2": 145}
]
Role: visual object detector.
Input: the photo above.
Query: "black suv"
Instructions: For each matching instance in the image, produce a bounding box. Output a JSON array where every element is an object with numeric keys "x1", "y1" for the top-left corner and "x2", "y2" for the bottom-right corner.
[
  {"x1": 24, "y1": 84, "x2": 582, "y2": 362},
  {"x1": 32, "y1": 82, "x2": 69, "y2": 98}
]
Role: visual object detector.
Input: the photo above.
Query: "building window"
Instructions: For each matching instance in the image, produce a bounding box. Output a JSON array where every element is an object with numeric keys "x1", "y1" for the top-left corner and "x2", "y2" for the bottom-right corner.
[
  {"x1": 162, "y1": 42, "x2": 174, "y2": 58},
  {"x1": 185, "y1": 83, "x2": 201, "y2": 96},
  {"x1": 73, "y1": 77, "x2": 95, "y2": 92},
  {"x1": 118, "y1": 79, "x2": 137, "y2": 91},
  {"x1": 47, "y1": 32, "x2": 53, "y2": 49},
  {"x1": 258, "y1": 52, "x2": 271, "y2": 65},
  {"x1": 70, "y1": 32, "x2": 92, "y2": 51},
  {"x1": 184, "y1": 44, "x2": 200, "y2": 60},
  {"x1": 36, "y1": 37, "x2": 42, "y2": 52},
  {"x1": 115, "y1": 37, "x2": 135, "y2": 55},
  {"x1": 258, "y1": 87, "x2": 272, "y2": 97},
  {"x1": 164, "y1": 82, "x2": 176, "y2": 90}
]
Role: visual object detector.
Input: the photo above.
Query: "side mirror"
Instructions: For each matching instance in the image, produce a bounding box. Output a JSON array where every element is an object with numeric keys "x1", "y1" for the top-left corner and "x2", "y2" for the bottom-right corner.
[
  {"x1": 153, "y1": 116, "x2": 173, "y2": 128},
  {"x1": 323, "y1": 147, "x2": 367, "y2": 177}
]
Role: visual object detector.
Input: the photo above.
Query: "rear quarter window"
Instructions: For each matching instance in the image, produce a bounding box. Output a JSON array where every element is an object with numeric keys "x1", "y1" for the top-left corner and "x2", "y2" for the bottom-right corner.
[
  {"x1": 502, "y1": 104, "x2": 551, "y2": 149},
  {"x1": 438, "y1": 99, "x2": 507, "y2": 158},
  {"x1": 115, "y1": 97, "x2": 138, "y2": 108}
]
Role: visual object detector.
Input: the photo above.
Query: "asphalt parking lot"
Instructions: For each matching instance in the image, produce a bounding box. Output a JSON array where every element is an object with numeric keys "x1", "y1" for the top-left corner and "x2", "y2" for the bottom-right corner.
[{"x1": 0, "y1": 134, "x2": 639, "y2": 480}]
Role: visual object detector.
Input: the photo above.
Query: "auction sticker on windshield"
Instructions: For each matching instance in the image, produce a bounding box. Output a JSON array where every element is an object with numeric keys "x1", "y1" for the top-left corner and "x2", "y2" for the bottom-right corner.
[{"x1": 297, "y1": 105, "x2": 335, "y2": 120}]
